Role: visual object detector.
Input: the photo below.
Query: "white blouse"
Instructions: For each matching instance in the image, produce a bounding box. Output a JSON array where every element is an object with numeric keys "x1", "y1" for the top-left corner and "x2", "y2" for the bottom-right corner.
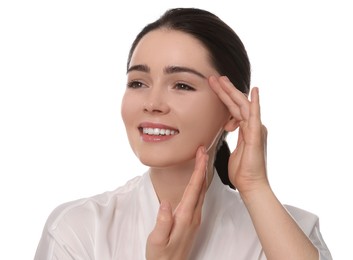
[{"x1": 34, "y1": 171, "x2": 332, "y2": 260}]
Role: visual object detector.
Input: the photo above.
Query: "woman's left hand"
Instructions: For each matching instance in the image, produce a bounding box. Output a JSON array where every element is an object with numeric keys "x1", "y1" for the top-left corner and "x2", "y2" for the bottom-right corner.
[{"x1": 209, "y1": 76, "x2": 269, "y2": 197}]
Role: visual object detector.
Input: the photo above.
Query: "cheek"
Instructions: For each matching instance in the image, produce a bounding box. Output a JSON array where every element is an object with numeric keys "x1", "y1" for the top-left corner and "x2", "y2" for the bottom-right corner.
[
  {"x1": 179, "y1": 96, "x2": 229, "y2": 144},
  {"x1": 121, "y1": 92, "x2": 136, "y2": 125},
  {"x1": 195, "y1": 95, "x2": 229, "y2": 127}
]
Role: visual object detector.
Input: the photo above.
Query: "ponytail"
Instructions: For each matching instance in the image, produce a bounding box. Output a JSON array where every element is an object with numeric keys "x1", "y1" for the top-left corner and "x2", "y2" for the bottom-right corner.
[{"x1": 214, "y1": 140, "x2": 235, "y2": 190}]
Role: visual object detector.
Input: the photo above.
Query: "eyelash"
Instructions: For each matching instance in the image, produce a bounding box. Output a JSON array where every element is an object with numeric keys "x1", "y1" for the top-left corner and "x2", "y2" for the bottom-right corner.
[
  {"x1": 174, "y1": 82, "x2": 196, "y2": 91},
  {"x1": 126, "y1": 80, "x2": 196, "y2": 91},
  {"x1": 126, "y1": 80, "x2": 145, "y2": 89}
]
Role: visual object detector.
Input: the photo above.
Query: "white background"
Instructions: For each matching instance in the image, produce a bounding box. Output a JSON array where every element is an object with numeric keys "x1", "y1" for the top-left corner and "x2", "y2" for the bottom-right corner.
[{"x1": 0, "y1": 0, "x2": 352, "y2": 259}]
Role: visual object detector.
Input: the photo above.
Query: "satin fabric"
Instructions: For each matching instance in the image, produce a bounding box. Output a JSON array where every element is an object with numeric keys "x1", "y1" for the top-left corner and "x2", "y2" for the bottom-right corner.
[{"x1": 34, "y1": 171, "x2": 332, "y2": 259}]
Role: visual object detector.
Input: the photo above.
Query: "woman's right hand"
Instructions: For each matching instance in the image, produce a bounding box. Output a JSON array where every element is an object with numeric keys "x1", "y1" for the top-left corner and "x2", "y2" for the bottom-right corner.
[
  {"x1": 209, "y1": 76, "x2": 269, "y2": 197},
  {"x1": 146, "y1": 146, "x2": 208, "y2": 260}
]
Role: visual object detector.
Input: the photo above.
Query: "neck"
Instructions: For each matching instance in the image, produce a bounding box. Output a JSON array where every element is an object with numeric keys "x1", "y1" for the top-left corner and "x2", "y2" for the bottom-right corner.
[{"x1": 149, "y1": 154, "x2": 216, "y2": 211}]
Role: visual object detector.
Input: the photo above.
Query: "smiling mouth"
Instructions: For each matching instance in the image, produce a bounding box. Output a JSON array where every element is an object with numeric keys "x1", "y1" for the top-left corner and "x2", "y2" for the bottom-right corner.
[{"x1": 139, "y1": 127, "x2": 179, "y2": 136}]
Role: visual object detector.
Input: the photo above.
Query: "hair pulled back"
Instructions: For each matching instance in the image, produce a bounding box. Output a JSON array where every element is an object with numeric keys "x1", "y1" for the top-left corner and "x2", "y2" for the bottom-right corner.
[{"x1": 127, "y1": 8, "x2": 251, "y2": 189}]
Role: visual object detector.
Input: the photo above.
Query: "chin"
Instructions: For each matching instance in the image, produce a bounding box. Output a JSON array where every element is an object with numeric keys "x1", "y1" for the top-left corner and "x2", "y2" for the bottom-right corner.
[
  {"x1": 138, "y1": 156, "x2": 174, "y2": 168},
  {"x1": 137, "y1": 152, "x2": 194, "y2": 169}
]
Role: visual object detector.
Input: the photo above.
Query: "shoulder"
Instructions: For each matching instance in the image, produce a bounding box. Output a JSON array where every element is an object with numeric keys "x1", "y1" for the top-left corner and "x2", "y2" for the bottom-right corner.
[
  {"x1": 35, "y1": 175, "x2": 147, "y2": 258},
  {"x1": 44, "y1": 175, "x2": 143, "y2": 234}
]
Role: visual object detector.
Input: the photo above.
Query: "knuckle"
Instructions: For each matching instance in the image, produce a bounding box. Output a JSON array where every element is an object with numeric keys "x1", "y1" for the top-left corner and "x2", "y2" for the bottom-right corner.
[
  {"x1": 147, "y1": 231, "x2": 163, "y2": 246},
  {"x1": 175, "y1": 210, "x2": 193, "y2": 225},
  {"x1": 157, "y1": 212, "x2": 172, "y2": 223},
  {"x1": 175, "y1": 211, "x2": 201, "y2": 229}
]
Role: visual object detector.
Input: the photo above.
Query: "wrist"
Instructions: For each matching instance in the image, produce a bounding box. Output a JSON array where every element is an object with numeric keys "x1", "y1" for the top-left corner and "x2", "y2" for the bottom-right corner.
[{"x1": 239, "y1": 182, "x2": 273, "y2": 207}]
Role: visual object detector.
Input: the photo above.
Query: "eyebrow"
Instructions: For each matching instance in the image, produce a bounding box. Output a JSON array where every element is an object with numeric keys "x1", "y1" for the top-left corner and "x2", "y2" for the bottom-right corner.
[
  {"x1": 165, "y1": 66, "x2": 206, "y2": 79},
  {"x1": 127, "y1": 64, "x2": 206, "y2": 79},
  {"x1": 127, "y1": 64, "x2": 150, "y2": 74}
]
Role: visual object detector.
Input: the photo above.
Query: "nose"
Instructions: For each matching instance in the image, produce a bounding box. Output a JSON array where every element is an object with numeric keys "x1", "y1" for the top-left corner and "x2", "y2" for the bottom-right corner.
[{"x1": 143, "y1": 87, "x2": 170, "y2": 114}]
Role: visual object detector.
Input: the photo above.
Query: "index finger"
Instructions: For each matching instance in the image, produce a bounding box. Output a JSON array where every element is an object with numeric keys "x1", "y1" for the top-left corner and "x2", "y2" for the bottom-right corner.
[
  {"x1": 209, "y1": 76, "x2": 250, "y2": 121},
  {"x1": 176, "y1": 146, "x2": 208, "y2": 213}
]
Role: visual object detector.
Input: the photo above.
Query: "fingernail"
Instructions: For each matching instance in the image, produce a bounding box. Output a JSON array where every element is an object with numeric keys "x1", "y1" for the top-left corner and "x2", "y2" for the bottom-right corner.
[
  {"x1": 201, "y1": 146, "x2": 206, "y2": 154},
  {"x1": 223, "y1": 76, "x2": 230, "y2": 82}
]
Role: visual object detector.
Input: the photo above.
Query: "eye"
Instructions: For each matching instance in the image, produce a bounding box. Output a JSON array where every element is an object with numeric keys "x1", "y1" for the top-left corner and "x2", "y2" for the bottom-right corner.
[
  {"x1": 174, "y1": 82, "x2": 196, "y2": 91},
  {"x1": 126, "y1": 80, "x2": 145, "y2": 89}
]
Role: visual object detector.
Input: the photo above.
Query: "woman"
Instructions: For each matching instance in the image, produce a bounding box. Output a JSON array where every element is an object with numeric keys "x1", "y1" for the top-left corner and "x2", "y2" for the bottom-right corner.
[{"x1": 34, "y1": 8, "x2": 332, "y2": 259}]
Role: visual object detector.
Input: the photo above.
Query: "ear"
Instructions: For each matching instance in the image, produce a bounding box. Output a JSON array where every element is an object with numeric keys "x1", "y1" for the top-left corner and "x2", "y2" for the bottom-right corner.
[{"x1": 223, "y1": 116, "x2": 239, "y2": 132}]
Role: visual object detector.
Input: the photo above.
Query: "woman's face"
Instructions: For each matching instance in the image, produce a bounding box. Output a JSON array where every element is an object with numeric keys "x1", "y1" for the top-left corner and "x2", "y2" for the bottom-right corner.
[{"x1": 121, "y1": 29, "x2": 231, "y2": 168}]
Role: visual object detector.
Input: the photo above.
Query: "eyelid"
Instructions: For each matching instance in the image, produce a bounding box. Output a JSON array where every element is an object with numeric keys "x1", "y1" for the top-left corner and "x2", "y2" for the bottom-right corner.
[
  {"x1": 126, "y1": 80, "x2": 145, "y2": 89},
  {"x1": 174, "y1": 82, "x2": 196, "y2": 91}
]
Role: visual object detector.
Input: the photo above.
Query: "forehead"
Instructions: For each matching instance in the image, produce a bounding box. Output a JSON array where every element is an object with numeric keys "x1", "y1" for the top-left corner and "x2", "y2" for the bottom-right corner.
[{"x1": 129, "y1": 29, "x2": 215, "y2": 73}]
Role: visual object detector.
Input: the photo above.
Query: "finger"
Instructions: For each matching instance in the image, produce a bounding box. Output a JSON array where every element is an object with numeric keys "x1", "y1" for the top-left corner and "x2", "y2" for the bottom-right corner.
[
  {"x1": 148, "y1": 200, "x2": 173, "y2": 247},
  {"x1": 177, "y1": 146, "x2": 208, "y2": 213},
  {"x1": 210, "y1": 76, "x2": 250, "y2": 120},
  {"x1": 250, "y1": 87, "x2": 261, "y2": 121},
  {"x1": 249, "y1": 87, "x2": 263, "y2": 135},
  {"x1": 209, "y1": 76, "x2": 243, "y2": 120},
  {"x1": 220, "y1": 76, "x2": 251, "y2": 120},
  {"x1": 262, "y1": 124, "x2": 268, "y2": 163},
  {"x1": 193, "y1": 170, "x2": 207, "y2": 221}
]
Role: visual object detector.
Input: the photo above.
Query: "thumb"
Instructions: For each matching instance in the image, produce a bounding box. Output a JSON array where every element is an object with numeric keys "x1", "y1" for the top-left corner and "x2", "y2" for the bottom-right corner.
[{"x1": 148, "y1": 200, "x2": 173, "y2": 247}]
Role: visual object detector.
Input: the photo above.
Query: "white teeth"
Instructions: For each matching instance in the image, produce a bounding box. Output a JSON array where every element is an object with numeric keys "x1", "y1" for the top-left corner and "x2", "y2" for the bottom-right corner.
[{"x1": 142, "y1": 127, "x2": 178, "y2": 136}]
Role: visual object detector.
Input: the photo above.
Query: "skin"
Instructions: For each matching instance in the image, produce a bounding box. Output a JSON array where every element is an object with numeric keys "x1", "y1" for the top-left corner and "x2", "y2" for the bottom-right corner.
[{"x1": 122, "y1": 29, "x2": 319, "y2": 260}]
